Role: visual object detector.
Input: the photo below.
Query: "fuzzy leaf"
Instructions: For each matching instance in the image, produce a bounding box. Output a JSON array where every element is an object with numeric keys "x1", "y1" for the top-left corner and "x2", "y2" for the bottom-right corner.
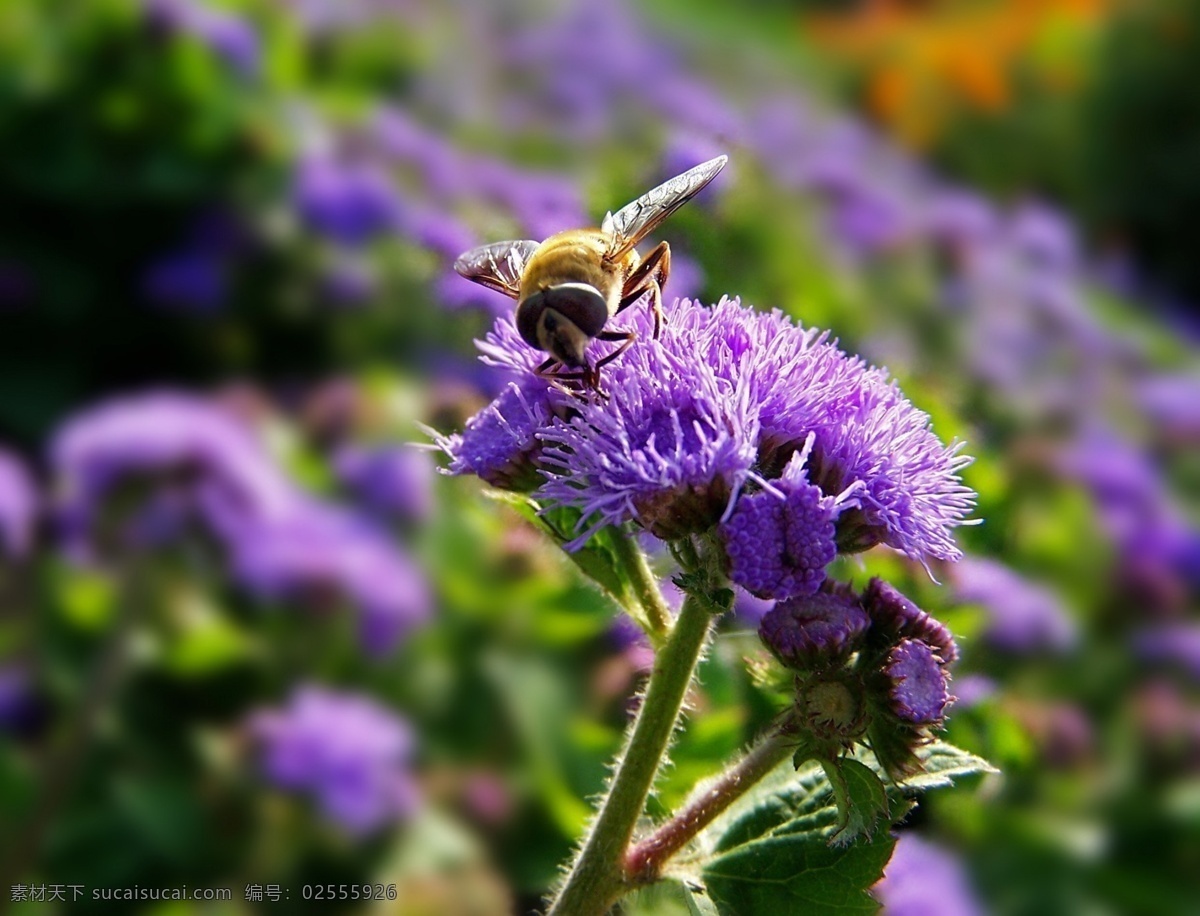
[
  {"x1": 855, "y1": 740, "x2": 999, "y2": 794},
  {"x1": 695, "y1": 740, "x2": 993, "y2": 915},
  {"x1": 698, "y1": 758, "x2": 891, "y2": 914},
  {"x1": 823, "y1": 758, "x2": 890, "y2": 846}
]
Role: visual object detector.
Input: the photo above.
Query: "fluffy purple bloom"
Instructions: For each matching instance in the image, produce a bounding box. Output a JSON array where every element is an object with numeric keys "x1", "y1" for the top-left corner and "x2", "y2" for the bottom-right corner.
[
  {"x1": 217, "y1": 498, "x2": 431, "y2": 655},
  {"x1": 294, "y1": 155, "x2": 407, "y2": 246},
  {"x1": 0, "y1": 449, "x2": 37, "y2": 559},
  {"x1": 885, "y1": 638, "x2": 951, "y2": 725},
  {"x1": 51, "y1": 392, "x2": 295, "y2": 548},
  {"x1": 538, "y1": 330, "x2": 760, "y2": 546},
  {"x1": 950, "y1": 557, "x2": 1077, "y2": 655},
  {"x1": 334, "y1": 444, "x2": 434, "y2": 524},
  {"x1": 1135, "y1": 622, "x2": 1200, "y2": 683},
  {"x1": 874, "y1": 833, "x2": 985, "y2": 916},
  {"x1": 443, "y1": 297, "x2": 975, "y2": 567},
  {"x1": 436, "y1": 378, "x2": 562, "y2": 491},
  {"x1": 249, "y1": 685, "x2": 419, "y2": 836},
  {"x1": 758, "y1": 587, "x2": 870, "y2": 671}
]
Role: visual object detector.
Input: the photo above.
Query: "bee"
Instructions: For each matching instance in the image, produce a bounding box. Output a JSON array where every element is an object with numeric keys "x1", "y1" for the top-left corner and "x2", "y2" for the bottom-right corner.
[{"x1": 452, "y1": 155, "x2": 728, "y2": 392}]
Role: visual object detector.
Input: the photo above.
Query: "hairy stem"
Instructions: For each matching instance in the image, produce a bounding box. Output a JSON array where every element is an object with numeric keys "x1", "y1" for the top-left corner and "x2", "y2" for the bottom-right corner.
[
  {"x1": 624, "y1": 727, "x2": 797, "y2": 883},
  {"x1": 547, "y1": 592, "x2": 717, "y2": 916},
  {"x1": 609, "y1": 527, "x2": 672, "y2": 642}
]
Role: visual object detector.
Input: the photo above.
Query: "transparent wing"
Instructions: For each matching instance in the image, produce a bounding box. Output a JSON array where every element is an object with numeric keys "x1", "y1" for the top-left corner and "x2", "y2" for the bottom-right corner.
[
  {"x1": 602, "y1": 155, "x2": 727, "y2": 260},
  {"x1": 452, "y1": 239, "x2": 541, "y2": 298}
]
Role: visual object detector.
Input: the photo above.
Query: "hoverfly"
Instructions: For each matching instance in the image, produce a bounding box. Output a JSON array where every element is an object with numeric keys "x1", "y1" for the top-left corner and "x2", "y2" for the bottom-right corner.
[{"x1": 452, "y1": 155, "x2": 728, "y2": 392}]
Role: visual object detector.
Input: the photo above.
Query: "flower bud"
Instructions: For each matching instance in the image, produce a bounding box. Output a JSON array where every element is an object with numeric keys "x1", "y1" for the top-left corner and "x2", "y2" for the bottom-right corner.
[
  {"x1": 884, "y1": 638, "x2": 952, "y2": 726},
  {"x1": 759, "y1": 586, "x2": 870, "y2": 671}
]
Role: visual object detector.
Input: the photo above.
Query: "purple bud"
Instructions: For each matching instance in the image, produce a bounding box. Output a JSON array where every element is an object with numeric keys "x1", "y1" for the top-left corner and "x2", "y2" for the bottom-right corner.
[
  {"x1": 885, "y1": 639, "x2": 951, "y2": 726},
  {"x1": 862, "y1": 578, "x2": 958, "y2": 664},
  {"x1": 0, "y1": 449, "x2": 38, "y2": 560},
  {"x1": 719, "y1": 451, "x2": 838, "y2": 601},
  {"x1": 758, "y1": 587, "x2": 870, "y2": 671}
]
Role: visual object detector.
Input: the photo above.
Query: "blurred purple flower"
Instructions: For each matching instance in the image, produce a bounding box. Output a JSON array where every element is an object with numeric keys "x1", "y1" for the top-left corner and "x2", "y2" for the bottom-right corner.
[
  {"x1": 142, "y1": 249, "x2": 227, "y2": 313},
  {"x1": 294, "y1": 155, "x2": 407, "y2": 246},
  {"x1": 874, "y1": 833, "x2": 986, "y2": 916},
  {"x1": 1008, "y1": 200, "x2": 1078, "y2": 272},
  {"x1": 145, "y1": 0, "x2": 260, "y2": 77},
  {"x1": 950, "y1": 556, "x2": 1077, "y2": 654},
  {"x1": 320, "y1": 257, "x2": 378, "y2": 307},
  {"x1": 923, "y1": 189, "x2": 998, "y2": 249},
  {"x1": 51, "y1": 391, "x2": 294, "y2": 549},
  {"x1": 0, "y1": 449, "x2": 38, "y2": 559},
  {"x1": 1136, "y1": 373, "x2": 1200, "y2": 440},
  {"x1": 249, "y1": 685, "x2": 419, "y2": 835},
  {"x1": 950, "y1": 674, "x2": 997, "y2": 710},
  {"x1": 216, "y1": 498, "x2": 431, "y2": 655},
  {"x1": 334, "y1": 444, "x2": 435, "y2": 525},
  {"x1": 1135, "y1": 622, "x2": 1200, "y2": 683},
  {"x1": 0, "y1": 666, "x2": 47, "y2": 738}
]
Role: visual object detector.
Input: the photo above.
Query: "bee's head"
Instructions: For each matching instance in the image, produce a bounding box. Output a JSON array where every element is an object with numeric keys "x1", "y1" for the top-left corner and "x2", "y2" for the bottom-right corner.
[{"x1": 516, "y1": 282, "x2": 609, "y2": 369}]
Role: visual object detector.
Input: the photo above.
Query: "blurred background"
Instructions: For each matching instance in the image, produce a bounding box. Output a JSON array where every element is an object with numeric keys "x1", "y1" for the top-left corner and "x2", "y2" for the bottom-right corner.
[{"x1": 1, "y1": 0, "x2": 1197, "y2": 913}]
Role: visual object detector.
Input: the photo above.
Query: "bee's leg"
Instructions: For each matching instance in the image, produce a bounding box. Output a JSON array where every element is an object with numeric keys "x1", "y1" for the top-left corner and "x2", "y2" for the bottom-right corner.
[
  {"x1": 594, "y1": 329, "x2": 637, "y2": 371},
  {"x1": 617, "y1": 242, "x2": 670, "y2": 339}
]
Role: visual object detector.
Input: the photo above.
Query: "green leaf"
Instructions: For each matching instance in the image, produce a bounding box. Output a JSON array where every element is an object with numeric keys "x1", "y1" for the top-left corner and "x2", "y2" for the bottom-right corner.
[
  {"x1": 695, "y1": 741, "x2": 993, "y2": 915},
  {"x1": 698, "y1": 759, "x2": 891, "y2": 915},
  {"x1": 482, "y1": 490, "x2": 649, "y2": 629},
  {"x1": 854, "y1": 739, "x2": 999, "y2": 795},
  {"x1": 822, "y1": 758, "x2": 890, "y2": 846}
]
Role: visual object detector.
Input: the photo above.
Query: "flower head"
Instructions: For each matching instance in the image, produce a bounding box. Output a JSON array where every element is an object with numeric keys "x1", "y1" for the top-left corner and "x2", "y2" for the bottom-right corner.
[
  {"x1": 51, "y1": 392, "x2": 294, "y2": 550},
  {"x1": 0, "y1": 449, "x2": 37, "y2": 560},
  {"x1": 215, "y1": 497, "x2": 431, "y2": 655},
  {"x1": 440, "y1": 296, "x2": 974, "y2": 574},
  {"x1": 249, "y1": 685, "x2": 419, "y2": 836}
]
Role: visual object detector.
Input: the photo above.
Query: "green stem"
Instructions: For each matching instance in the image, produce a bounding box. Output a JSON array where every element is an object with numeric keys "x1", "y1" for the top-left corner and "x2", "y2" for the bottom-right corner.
[
  {"x1": 624, "y1": 727, "x2": 797, "y2": 884},
  {"x1": 609, "y1": 527, "x2": 671, "y2": 642},
  {"x1": 547, "y1": 592, "x2": 717, "y2": 916}
]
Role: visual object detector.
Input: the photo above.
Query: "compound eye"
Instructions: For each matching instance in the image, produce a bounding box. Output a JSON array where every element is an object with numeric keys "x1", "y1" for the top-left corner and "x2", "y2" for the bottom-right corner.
[
  {"x1": 543, "y1": 283, "x2": 608, "y2": 337},
  {"x1": 516, "y1": 290, "x2": 548, "y2": 348}
]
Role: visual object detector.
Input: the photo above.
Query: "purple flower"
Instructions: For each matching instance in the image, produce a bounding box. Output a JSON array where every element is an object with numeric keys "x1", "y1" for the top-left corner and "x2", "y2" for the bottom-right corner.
[
  {"x1": 249, "y1": 685, "x2": 419, "y2": 836},
  {"x1": 1136, "y1": 373, "x2": 1200, "y2": 440},
  {"x1": 216, "y1": 498, "x2": 431, "y2": 655},
  {"x1": 873, "y1": 833, "x2": 985, "y2": 916},
  {"x1": 537, "y1": 328, "x2": 760, "y2": 545},
  {"x1": 145, "y1": 0, "x2": 260, "y2": 77},
  {"x1": 0, "y1": 665, "x2": 47, "y2": 738},
  {"x1": 435, "y1": 377, "x2": 563, "y2": 491},
  {"x1": 758, "y1": 586, "x2": 870, "y2": 671},
  {"x1": 142, "y1": 249, "x2": 227, "y2": 313},
  {"x1": 50, "y1": 391, "x2": 295, "y2": 550},
  {"x1": 334, "y1": 444, "x2": 435, "y2": 525},
  {"x1": 950, "y1": 557, "x2": 1077, "y2": 655},
  {"x1": 0, "y1": 449, "x2": 38, "y2": 559},
  {"x1": 294, "y1": 155, "x2": 407, "y2": 246},
  {"x1": 885, "y1": 638, "x2": 951, "y2": 725},
  {"x1": 1135, "y1": 622, "x2": 1200, "y2": 683},
  {"x1": 442, "y1": 297, "x2": 976, "y2": 569}
]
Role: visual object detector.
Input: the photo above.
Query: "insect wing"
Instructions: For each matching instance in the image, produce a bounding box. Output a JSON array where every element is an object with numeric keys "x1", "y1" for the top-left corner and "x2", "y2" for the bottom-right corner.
[
  {"x1": 602, "y1": 155, "x2": 727, "y2": 260},
  {"x1": 453, "y1": 239, "x2": 541, "y2": 299}
]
